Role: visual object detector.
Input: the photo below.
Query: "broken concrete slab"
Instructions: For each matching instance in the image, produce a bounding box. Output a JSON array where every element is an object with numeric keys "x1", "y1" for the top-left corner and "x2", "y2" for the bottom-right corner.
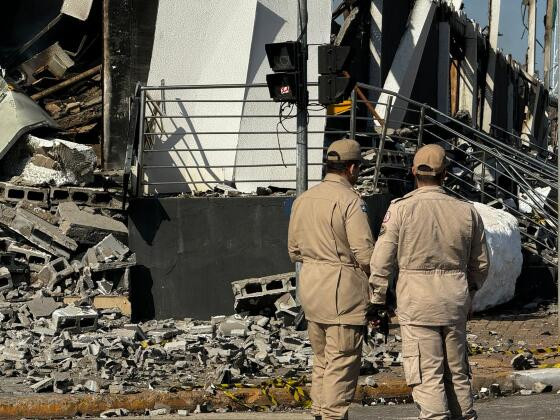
[
  {"x1": 26, "y1": 295, "x2": 62, "y2": 318},
  {"x1": 58, "y1": 202, "x2": 127, "y2": 245},
  {"x1": 512, "y1": 369, "x2": 560, "y2": 392},
  {"x1": 0, "y1": 204, "x2": 78, "y2": 258}
]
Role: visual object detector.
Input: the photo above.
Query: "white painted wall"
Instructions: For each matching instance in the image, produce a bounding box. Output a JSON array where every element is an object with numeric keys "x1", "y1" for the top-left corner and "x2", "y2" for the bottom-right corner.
[
  {"x1": 143, "y1": 0, "x2": 331, "y2": 194},
  {"x1": 144, "y1": 0, "x2": 257, "y2": 194},
  {"x1": 234, "y1": 0, "x2": 330, "y2": 192}
]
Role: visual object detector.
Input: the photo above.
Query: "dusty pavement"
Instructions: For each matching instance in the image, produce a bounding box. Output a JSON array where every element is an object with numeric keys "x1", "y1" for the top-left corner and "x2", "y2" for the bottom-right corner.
[{"x1": 87, "y1": 393, "x2": 560, "y2": 419}]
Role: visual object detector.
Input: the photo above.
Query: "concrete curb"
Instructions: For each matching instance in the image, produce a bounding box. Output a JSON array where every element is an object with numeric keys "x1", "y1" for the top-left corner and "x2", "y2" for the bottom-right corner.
[
  {"x1": 0, "y1": 373, "x2": 515, "y2": 417},
  {"x1": 0, "y1": 381, "x2": 412, "y2": 418}
]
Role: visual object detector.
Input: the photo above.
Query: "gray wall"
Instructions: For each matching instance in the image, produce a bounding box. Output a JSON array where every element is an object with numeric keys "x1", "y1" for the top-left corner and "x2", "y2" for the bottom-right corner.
[{"x1": 128, "y1": 194, "x2": 391, "y2": 320}]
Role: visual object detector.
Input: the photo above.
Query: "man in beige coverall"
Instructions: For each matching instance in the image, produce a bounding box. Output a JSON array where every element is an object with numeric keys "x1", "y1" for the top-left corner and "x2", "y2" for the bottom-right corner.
[
  {"x1": 369, "y1": 144, "x2": 489, "y2": 420},
  {"x1": 288, "y1": 139, "x2": 374, "y2": 420}
]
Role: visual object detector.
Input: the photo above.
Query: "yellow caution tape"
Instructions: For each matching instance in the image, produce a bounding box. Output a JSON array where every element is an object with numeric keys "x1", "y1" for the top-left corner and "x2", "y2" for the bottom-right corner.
[
  {"x1": 468, "y1": 344, "x2": 560, "y2": 357},
  {"x1": 214, "y1": 376, "x2": 312, "y2": 409},
  {"x1": 537, "y1": 363, "x2": 560, "y2": 369}
]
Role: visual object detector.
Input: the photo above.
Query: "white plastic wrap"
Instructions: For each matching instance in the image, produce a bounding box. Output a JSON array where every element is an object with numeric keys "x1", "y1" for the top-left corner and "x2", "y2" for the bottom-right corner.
[{"x1": 471, "y1": 202, "x2": 523, "y2": 312}]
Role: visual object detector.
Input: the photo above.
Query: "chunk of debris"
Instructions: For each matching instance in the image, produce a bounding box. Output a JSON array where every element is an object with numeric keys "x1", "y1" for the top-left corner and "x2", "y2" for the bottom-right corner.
[
  {"x1": 58, "y1": 202, "x2": 128, "y2": 245},
  {"x1": 532, "y1": 382, "x2": 553, "y2": 393},
  {"x1": 26, "y1": 295, "x2": 62, "y2": 318},
  {"x1": 0, "y1": 204, "x2": 78, "y2": 258}
]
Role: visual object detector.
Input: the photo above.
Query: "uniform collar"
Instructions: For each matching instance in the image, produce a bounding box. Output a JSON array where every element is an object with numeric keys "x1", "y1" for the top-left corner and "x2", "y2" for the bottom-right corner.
[
  {"x1": 404, "y1": 185, "x2": 445, "y2": 198},
  {"x1": 323, "y1": 173, "x2": 353, "y2": 188}
]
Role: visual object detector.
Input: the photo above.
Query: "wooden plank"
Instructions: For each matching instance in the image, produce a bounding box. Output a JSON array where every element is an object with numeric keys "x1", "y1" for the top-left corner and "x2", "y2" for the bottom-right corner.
[{"x1": 64, "y1": 295, "x2": 131, "y2": 317}]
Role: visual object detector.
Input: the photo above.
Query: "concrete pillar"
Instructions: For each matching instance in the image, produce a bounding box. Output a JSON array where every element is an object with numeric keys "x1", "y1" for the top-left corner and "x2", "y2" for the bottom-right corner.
[
  {"x1": 543, "y1": 0, "x2": 554, "y2": 89},
  {"x1": 459, "y1": 21, "x2": 479, "y2": 127},
  {"x1": 526, "y1": 0, "x2": 537, "y2": 75},
  {"x1": 369, "y1": 0, "x2": 383, "y2": 90},
  {"x1": 506, "y1": 56, "x2": 514, "y2": 132},
  {"x1": 482, "y1": 0, "x2": 501, "y2": 133},
  {"x1": 438, "y1": 22, "x2": 451, "y2": 119},
  {"x1": 374, "y1": 0, "x2": 436, "y2": 126}
]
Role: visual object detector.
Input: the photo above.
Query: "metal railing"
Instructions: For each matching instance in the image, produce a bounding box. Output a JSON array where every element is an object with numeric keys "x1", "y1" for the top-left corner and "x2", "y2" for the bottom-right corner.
[
  {"x1": 351, "y1": 82, "x2": 558, "y2": 265},
  {"x1": 133, "y1": 82, "x2": 360, "y2": 195}
]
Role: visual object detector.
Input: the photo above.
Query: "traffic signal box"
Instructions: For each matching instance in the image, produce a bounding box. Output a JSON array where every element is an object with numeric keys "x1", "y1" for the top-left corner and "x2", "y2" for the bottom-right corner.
[
  {"x1": 265, "y1": 41, "x2": 303, "y2": 103},
  {"x1": 317, "y1": 44, "x2": 351, "y2": 106}
]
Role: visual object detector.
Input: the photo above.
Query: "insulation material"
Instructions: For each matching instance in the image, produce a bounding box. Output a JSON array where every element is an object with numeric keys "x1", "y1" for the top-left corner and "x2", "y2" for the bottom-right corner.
[
  {"x1": 472, "y1": 202, "x2": 523, "y2": 312},
  {"x1": 144, "y1": 0, "x2": 258, "y2": 194},
  {"x1": 234, "y1": 0, "x2": 330, "y2": 193},
  {"x1": 519, "y1": 186, "x2": 551, "y2": 214},
  {"x1": 3, "y1": 134, "x2": 96, "y2": 187}
]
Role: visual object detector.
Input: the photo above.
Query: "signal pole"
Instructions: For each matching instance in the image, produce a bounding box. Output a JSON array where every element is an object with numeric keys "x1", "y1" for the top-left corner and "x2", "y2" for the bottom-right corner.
[
  {"x1": 296, "y1": 0, "x2": 309, "y2": 196},
  {"x1": 556, "y1": 0, "x2": 560, "y2": 334}
]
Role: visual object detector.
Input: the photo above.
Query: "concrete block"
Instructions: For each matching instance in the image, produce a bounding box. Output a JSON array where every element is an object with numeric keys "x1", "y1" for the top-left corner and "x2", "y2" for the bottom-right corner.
[
  {"x1": 50, "y1": 186, "x2": 122, "y2": 209},
  {"x1": 0, "y1": 182, "x2": 50, "y2": 208},
  {"x1": 0, "y1": 204, "x2": 78, "y2": 258},
  {"x1": 38, "y1": 257, "x2": 74, "y2": 290},
  {"x1": 231, "y1": 272, "x2": 296, "y2": 300},
  {"x1": 94, "y1": 234, "x2": 130, "y2": 261},
  {"x1": 51, "y1": 305, "x2": 98, "y2": 332},
  {"x1": 7, "y1": 243, "x2": 51, "y2": 272},
  {"x1": 0, "y1": 266, "x2": 13, "y2": 292},
  {"x1": 58, "y1": 202, "x2": 128, "y2": 245}
]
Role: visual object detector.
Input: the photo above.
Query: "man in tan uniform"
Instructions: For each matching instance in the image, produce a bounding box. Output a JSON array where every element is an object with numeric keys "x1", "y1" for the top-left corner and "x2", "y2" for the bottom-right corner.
[
  {"x1": 369, "y1": 144, "x2": 489, "y2": 420},
  {"x1": 288, "y1": 139, "x2": 374, "y2": 420}
]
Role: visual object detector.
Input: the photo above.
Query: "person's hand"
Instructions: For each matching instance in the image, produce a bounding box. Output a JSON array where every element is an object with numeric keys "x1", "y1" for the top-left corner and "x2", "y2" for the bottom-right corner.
[{"x1": 365, "y1": 303, "x2": 386, "y2": 326}]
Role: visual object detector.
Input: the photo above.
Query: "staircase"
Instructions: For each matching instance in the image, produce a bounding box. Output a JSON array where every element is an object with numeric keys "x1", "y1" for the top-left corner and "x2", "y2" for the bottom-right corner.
[{"x1": 351, "y1": 83, "x2": 558, "y2": 266}]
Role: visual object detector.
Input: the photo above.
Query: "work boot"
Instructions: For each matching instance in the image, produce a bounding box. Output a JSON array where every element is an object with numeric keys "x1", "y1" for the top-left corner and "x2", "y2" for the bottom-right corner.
[{"x1": 314, "y1": 416, "x2": 322, "y2": 420}]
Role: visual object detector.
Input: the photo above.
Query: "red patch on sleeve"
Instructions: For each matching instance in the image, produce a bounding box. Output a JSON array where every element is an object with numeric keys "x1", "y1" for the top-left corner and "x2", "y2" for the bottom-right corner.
[{"x1": 383, "y1": 211, "x2": 391, "y2": 223}]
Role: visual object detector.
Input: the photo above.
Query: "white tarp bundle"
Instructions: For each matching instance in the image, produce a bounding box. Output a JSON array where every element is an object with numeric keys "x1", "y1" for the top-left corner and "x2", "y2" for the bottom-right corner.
[{"x1": 472, "y1": 202, "x2": 523, "y2": 312}]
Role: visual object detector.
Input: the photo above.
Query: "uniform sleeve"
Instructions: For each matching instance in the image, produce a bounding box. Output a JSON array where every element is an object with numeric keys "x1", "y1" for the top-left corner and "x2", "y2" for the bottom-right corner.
[
  {"x1": 345, "y1": 197, "x2": 375, "y2": 274},
  {"x1": 369, "y1": 203, "x2": 401, "y2": 305},
  {"x1": 287, "y1": 199, "x2": 302, "y2": 263},
  {"x1": 467, "y1": 209, "x2": 489, "y2": 291}
]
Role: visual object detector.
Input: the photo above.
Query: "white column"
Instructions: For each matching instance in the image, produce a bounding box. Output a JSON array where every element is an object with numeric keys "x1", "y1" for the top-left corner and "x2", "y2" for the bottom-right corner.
[
  {"x1": 369, "y1": 0, "x2": 383, "y2": 90},
  {"x1": 374, "y1": 0, "x2": 436, "y2": 126},
  {"x1": 482, "y1": 0, "x2": 501, "y2": 132},
  {"x1": 527, "y1": 0, "x2": 537, "y2": 75}
]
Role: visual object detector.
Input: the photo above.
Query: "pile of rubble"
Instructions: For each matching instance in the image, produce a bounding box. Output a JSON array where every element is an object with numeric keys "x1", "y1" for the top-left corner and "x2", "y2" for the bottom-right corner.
[
  {"x1": 0, "y1": 271, "x2": 400, "y2": 395},
  {"x1": 1, "y1": 1, "x2": 102, "y2": 145}
]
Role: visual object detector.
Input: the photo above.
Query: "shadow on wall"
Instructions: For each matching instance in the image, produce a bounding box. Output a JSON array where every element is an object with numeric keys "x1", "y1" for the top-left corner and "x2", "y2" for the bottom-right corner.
[{"x1": 130, "y1": 265, "x2": 155, "y2": 322}]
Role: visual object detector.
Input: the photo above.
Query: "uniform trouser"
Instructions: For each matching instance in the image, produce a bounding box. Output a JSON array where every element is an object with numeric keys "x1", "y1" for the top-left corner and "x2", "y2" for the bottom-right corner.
[
  {"x1": 401, "y1": 323, "x2": 475, "y2": 420},
  {"x1": 307, "y1": 321, "x2": 363, "y2": 420}
]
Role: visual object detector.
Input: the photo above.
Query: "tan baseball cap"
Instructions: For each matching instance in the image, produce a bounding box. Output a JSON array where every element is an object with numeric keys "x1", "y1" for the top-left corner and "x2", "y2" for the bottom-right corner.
[
  {"x1": 413, "y1": 144, "x2": 447, "y2": 176},
  {"x1": 326, "y1": 139, "x2": 362, "y2": 162}
]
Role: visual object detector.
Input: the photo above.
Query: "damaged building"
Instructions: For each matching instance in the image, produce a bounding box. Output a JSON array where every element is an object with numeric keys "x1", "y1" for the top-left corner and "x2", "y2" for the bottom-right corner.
[{"x1": 0, "y1": 0, "x2": 558, "y2": 416}]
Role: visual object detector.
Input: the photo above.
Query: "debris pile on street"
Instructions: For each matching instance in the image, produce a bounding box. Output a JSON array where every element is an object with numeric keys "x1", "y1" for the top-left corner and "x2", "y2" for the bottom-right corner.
[{"x1": 0, "y1": 269, "x2": 404, "y2": 395}]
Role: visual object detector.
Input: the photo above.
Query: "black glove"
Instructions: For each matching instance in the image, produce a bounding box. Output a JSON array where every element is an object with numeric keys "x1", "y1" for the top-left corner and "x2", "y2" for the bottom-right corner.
[{"x1": 365, "y1": 303, "x2": 389, "y2": 343}]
